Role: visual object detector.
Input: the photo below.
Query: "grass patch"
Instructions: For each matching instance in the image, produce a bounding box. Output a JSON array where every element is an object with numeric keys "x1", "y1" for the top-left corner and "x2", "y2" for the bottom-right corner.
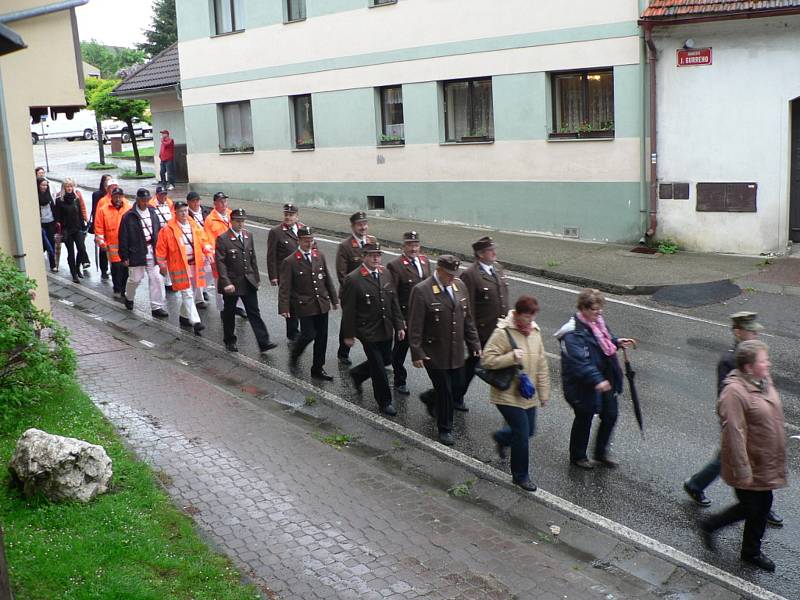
[
  {"x1": 546, "y1": 260, "x2": 560, "y2": 268},
  {"x1": 657, "y1": 238, "x2": 679, "y2": 255},
  {"x1": 109, "y1": 147, "x2": 154, "y2": 159},
  {"x1": 86, "y1": 162, "x2": 117, "y2": 170},
  {"x1": 312, "y1": 432, "x2": 352, "y2": 450},
  {"x1": 120, "y1": 170, "x2": 156, "y2": 180},
  {"x1": 447, "y1": 479, "x2": 475, "y2": 498},
  {"x1": 303, "y1": 394, "x2": 317, "y2": 407},
  {"x1": 0, "y1": 382, "x2": 260, "y2": 600}
]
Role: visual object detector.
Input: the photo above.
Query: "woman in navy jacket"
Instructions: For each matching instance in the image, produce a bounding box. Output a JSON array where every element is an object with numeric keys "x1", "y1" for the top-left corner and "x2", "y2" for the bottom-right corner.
[{"x1": 555, "y1": 289, "x2": 635, "y2": 469}]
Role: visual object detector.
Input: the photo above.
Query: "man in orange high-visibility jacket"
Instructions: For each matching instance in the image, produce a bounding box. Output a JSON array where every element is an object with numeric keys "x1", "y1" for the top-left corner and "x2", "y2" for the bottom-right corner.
[
  {"x1": 156, "y1": 201, "x2": 214, "y2": 336},
  {"x1": 204, "y1": 191, "x2": 246, "y2": 317},
  {"x1": 94, "y1": 187, "x2": 131, "y2": 297},
  {"x1": 149, "y1": 186, "x2": 176, "y2": 289}
]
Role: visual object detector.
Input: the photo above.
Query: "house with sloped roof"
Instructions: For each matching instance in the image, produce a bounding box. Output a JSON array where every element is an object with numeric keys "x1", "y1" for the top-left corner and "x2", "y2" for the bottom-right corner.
[
  {"x1": 113, "y1": 42, "x2": 187, "y2": 182},
  {"x1": 639, "y1": 0, "x2": 800, "y2": 254}
]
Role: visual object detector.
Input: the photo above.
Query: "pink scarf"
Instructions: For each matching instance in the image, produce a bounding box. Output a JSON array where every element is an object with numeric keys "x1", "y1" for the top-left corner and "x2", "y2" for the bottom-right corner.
[
  {"x1": 576, "y1": 312, "x2": 617, "y2": 357},
  {"x1": 512, "y1": 311, "x2": 534, "y2": 337}
]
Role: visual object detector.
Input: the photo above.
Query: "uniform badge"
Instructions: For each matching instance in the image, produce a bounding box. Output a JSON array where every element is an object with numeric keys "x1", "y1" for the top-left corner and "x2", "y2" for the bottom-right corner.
[
  {"x1": 432, "y1": 284, "x2": 441, "y2": 294},
  {"x1": 318, "y1": 273, "x2": 323, "y2": 280}
]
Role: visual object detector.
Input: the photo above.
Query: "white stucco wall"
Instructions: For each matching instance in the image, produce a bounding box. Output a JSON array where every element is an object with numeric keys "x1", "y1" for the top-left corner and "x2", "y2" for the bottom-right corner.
[{"x1": 654, "y1": 16, "x2": 800, "y2": 254}]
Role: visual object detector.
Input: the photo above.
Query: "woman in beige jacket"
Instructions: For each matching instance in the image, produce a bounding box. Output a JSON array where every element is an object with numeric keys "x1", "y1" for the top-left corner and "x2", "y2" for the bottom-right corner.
[
  {"x1": 700, "y1": 340, "x2": 786, "y2": 572},
  {"x1": 481, "y1": 295, "x2": 550, "y2": 491}
]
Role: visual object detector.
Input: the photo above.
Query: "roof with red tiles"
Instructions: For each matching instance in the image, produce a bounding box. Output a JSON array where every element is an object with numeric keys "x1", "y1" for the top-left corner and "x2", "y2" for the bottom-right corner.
[{"x1": 641, "y1": 0, "x2": 800, "y2": 20}]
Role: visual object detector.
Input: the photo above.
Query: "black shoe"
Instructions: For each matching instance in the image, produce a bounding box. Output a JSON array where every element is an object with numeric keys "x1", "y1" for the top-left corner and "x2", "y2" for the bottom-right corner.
[
  {"x1": 289, "y1": 350, "x2": 300, "y2": 366},
  {"x1": 513, "y1": 479, "x2": 537, "y2": 492},
  {"x1": 395, "y1": 383, "x2": 410, "y2": 395},
  {"x1": 683, "y1": 480, "x2": 711, "y2": 507},
  {"x1": 165, "y1": 284, "x2": 174, "y2": 293},
  {"x1": 311, "y1": 368, "x2": 334, "y2": 381},
  {"x1": 193, "y1": 322, "x2": 205, "y2": 336},
  {"x1": 338, "y1": 354, "x2": 352, "y2": 366},
  {"x1": 72, "y1": 276, "x2": 80, "y2": 283},
  {"x1": 349, "y1": 372, "x2": 363, "y2": 393},
  {"x1": 259, "y1": 342, "x2": 278, "y2": 354},
  {"x1": 225, "y1": 343, "x2": 239, "y2": 353},
  {"x1": 594, "y1": 456, "x2": 618, "y2": 469},
  {"x1": 179, "y1": 316, "x2": 192, "y2": 327},
  {"x1": 124, "y1": 298, "x2": 134, "y2": 310},
  {"x1": 699, "y1": 521, "x2": 716, "y2": 552},
  {"x1": 50, "y1": 267, "x2": 59, "y2": 273},
  {"x1": 235, "y1": 307, "x2": 248, "y2": 318},
  {"x1": 76, "y1": 270, "x2": 84, "y2": 279},
  {"x1": 493, "y1": 436, "x2": 508, "y2": 460},
  {"x1": 742, "y1": 553, "x2": 775, "y2": 572},
  {"x1": 453, "y1": 402, "x2": 469, "y2": 412},
  {"x1": 380, "y1": 403, "x2": 397, "y2": 417},
  {"x1": 203, "y1": 291, "x2": 210, "y2": 302},
  {"x1": 195, "y1": 301, "x2": 207, "y2": 310},
  {"x1": 419, "y1": 391, "x2": 436, "y2": 418},
  {"x1": 151, "y1": 308, "x2": 169, "y2": 318},
  {"x1": 101, "y1": 272, "x2": 110, "y2": 280},
  {"x1": 570, "y1": 458, "x2": 594, "y2": 470},
  {"x1": 82, "y1": 263, "x2": 91, "y2": 271},
  {"x1": 767, "y1": 510, "x2": 783, "y2": 527},
  {"x1": 438, "y1": 431, "x2": 454, "y2": 446}
]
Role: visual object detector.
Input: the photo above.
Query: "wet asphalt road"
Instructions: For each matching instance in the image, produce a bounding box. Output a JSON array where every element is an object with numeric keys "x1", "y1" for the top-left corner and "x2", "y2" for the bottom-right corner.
[{"x1": 58, "y1": 202, "x2": 800, "y2": 598}]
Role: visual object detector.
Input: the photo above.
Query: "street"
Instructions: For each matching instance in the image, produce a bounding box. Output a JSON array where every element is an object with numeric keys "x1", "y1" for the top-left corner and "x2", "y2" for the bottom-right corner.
[{"x1": 50, "y1": 193, "x2": 800, "y2": 599}]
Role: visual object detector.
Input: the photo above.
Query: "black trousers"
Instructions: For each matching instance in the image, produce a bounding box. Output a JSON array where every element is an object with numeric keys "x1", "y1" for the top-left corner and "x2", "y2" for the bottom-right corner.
[
  {"x1": 63, "y1": 231, "x2": 87, "y2": 277},
  {"x1": 110, "y1": 262, "x2": 128, "y2": 294},
  {"x1": 76, "y1": 231, "x2": 90, "y2": 267},
  {"x1": 337, "y1": 324, "x2": 350, "y2": 359},
  {"x1": 222, "y1": 284, "x2": 271, "y2": 350},
  {"x1": 98, "y1": 247, "x2": 109, "y2": 274},
  {"x1": 424, "y1": 366, "x2": 464, "y2": 433},
  {"x1": 285, "y1": 315, "x2": 300, "y2": 341},
  {"x1": 461, "y1": 354, "x2": 481, "y2": 400},
  {"x1": 42, "y1": 222, "x2": 56, "y2": 269},
  {"x1": 391, "y1": 331, "x2": 409, "y2": 386},
  {"x1": 294, "y1": 312, "x2": 329, "y2": 371},
  {"x1": 351, "y1": 339, "x2": 393, "y2": 408},
  {"x1": 568, "y1": 392, "x2": 618, "y2": 462},
  {"x1": 706, "y1": 489, "x2": 773, "y2": 558}
]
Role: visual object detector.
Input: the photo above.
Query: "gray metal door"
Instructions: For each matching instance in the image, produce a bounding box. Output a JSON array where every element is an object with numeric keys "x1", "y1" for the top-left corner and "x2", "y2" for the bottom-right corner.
[{"x1": 790, "y1": 99, "x2": 800, "y2": 242}]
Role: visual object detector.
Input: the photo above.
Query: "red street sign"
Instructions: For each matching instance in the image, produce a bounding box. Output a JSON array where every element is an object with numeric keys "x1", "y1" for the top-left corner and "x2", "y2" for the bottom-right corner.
[{"x1": 677, "y1": 48, "x2": 712, "y2": 67}]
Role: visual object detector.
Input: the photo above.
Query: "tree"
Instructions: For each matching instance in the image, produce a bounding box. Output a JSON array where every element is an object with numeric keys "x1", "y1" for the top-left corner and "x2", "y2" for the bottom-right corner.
[
  {"x1": 80, "y1": 40, "x2": 145, "y2": 79},
  {"x1": 89, "y1": 80, "x2": 149, "y2": 175},
  {"x1": 137, "y1": 0, "x2": 177, "y2": 58},
  {"x1": 84, "y1": 78, "x2": 107, "y2": 165}
]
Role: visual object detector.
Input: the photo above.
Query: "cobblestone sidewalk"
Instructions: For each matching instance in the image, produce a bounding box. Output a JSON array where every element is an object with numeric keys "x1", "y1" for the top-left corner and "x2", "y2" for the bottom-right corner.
[{"x1": 57, "y1": 303, "x2": 680, "y2": 600}]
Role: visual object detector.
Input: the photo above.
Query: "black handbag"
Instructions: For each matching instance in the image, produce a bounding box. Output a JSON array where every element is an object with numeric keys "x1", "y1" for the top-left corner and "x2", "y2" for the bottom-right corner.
[{"x1": 475, "y1": 329, "x2": 521, "y2": 391}]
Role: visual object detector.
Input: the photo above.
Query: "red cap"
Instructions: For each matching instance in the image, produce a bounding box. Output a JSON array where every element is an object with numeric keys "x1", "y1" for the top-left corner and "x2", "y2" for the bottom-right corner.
[{"x1": 160, "y1": 129, "x2": 169, "y2": 134}]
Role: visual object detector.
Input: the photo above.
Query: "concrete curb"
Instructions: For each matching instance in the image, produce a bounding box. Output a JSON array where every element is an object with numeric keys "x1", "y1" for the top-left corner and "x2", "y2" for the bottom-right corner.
[{"x1": 48, "y1": 274, "x2": 786, "y2": 600}]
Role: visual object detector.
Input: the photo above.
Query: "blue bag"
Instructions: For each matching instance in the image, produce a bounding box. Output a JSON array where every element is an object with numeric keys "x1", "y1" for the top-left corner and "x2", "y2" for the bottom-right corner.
[{"x1": 518, "y1": 372, "x2": 535, "y2": 399}]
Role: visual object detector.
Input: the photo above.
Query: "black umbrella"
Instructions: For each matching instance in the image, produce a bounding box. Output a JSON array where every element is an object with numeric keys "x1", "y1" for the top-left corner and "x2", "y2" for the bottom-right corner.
[{"x1": 622, "y1": 347, "x2": 644, "y2": 439}]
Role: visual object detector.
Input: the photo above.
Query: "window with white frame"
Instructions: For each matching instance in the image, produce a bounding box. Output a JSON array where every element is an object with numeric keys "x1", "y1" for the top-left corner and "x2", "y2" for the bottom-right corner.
[
  {"x1": 443, "y1": 78, "x2": 494, "y2": 143},
  {"x1": 551, "y1": 69, "x2": 614, "y2": 138},
  {"x1": 213, "y1": 0, "x2": 244, "y2": 34},
  {"x1": 286, "y1": 0, "x2": 306, "y2": 22},
  {"x1": 292, "y1": 94, "x2": 315, "y2": 149},
  {"x1": 218, "y1": 101, "x2": 253, "y2": 152},
  {"x1": 379, "y1": 85, "x2": 404, "y2": 145}
]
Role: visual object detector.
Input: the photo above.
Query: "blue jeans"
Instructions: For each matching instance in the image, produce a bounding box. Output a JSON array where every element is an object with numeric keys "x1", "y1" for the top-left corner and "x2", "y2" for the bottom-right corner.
[
  {"x1": 494, "y1": 405, "x2": 537, "y2": 483},
  {"x1": 159, "y1": 159, "x2": 175, "y2": 186},
  {"x1": 687, "y1": 451, "x2": 721, "y2": 492}
]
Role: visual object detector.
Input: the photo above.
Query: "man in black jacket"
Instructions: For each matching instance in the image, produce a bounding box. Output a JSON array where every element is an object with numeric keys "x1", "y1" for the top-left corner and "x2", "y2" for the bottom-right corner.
[{"x1": 119, "y1": 188, "x2": 168, "y2": 318}]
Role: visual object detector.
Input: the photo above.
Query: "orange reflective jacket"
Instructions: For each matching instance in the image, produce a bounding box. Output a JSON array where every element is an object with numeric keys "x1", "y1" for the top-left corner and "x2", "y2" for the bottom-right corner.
[
  {"x1": 156, "y1": 218, "x2": 214, "y2": 291},
  {"x1": 149, "y1": 197, "x2": 175, "y2": 226},
  {"x1": 94, "y1": 199, "x2": 131, "y2": 262}
]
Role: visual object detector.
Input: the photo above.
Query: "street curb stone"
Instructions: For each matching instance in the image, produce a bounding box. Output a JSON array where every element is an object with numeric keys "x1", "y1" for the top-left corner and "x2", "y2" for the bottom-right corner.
[{"x1": 48, "y1": 275, "x2": 785, "y2": 600}]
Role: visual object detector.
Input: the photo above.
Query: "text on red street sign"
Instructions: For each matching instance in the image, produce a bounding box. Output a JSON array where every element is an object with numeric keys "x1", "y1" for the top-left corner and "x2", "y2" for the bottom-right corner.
[{"x1": 677, "y1": 48, "x2": 712, "y2": 67}]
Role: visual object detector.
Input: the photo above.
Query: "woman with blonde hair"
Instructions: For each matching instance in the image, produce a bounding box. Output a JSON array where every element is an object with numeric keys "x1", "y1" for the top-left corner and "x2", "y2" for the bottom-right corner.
[{"x1": 481, "y1": 295, "x2": 550, "y2": 491}]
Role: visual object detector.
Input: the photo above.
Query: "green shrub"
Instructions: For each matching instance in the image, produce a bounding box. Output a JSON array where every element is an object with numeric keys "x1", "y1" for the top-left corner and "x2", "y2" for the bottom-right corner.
[
  {"x1": 86, "y1": 162, "x2": 118, "y2": 170},
  {"x1": 0, "y1": 252, "x2": 74, "y2": 417},
  {"x1": 657, "y1": 239, "x2": 679, "y2": 255},
  {"x1": 120, "y1": 170, "x2": 155, "y2": 179}
]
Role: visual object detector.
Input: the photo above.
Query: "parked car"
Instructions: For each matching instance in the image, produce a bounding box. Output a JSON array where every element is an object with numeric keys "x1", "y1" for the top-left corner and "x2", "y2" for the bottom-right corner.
[
  {"x1": 101, "y1": 117, "x2": 153, "y2": 143},
  {"x1": 30, "y1": 109, "x2": 97, "y2": 144}
]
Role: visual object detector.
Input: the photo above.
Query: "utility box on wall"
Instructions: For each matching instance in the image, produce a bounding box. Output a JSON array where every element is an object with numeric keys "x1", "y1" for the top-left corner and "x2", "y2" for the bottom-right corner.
[{"x1": 174, "y1": 143, "x2": 188, "y2": 183}]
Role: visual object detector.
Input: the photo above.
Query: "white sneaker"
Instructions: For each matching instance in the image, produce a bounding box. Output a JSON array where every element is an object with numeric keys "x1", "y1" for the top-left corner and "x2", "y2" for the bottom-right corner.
[{"x1": 167, "y1": 184, "x2": 175, "y2": 190}]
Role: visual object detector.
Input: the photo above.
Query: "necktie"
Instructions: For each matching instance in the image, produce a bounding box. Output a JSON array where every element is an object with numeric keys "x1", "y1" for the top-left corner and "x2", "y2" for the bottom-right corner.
[
  {"x1": 237, "y1": 233, "x2": 243, "y2": 245},
  {"x1": 305, "y1": 252, "x2": 311, "y2": 263},
  {"x1": 372, "y1": 272, "x2": 379, "y2": 281},
  {"x1": 412, "y1": 258, "x2": 421, "y2": 278},
  {"x1": 360, "y1": 241, "x2": 366, "y2": 249},
  {"x1": 446, "y1": 286, "x2": 455, "y2": 303}
]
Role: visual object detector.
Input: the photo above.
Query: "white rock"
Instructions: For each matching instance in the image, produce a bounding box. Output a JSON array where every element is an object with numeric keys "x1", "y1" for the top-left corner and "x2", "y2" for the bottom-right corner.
[{"x1": 8, "y1": 428, "x2": 112, "y2": 503}]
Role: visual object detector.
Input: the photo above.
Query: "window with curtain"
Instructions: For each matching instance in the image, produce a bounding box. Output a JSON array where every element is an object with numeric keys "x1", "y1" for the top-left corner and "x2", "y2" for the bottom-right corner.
[
  {"x1": 379, "y1": 86, "x2": 404, "y2": 144},
  {"x1": 218, "y1": 101, "x2": 253, "y2": 152},
  {"x1": 292, "y1": 94, "x2": 315, "y2": 149},
  {"x1": 286, "y1": 0, "x2": 306, "y2": 22},
  {"x1": 443, "y1": 78, "x2": 494, "y2": 143},
  {"x1": 214, "y1": 0, "x2": 244, "y2": 34},
  {"x1": 552, "y1": 69, "x2": 614, "y2": 137}
]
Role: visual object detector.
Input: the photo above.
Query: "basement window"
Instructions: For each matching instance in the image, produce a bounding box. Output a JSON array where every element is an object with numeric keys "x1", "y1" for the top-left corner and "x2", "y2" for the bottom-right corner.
[{"x1": 367, "y1": 195, "x2": 385, "y2": 210}]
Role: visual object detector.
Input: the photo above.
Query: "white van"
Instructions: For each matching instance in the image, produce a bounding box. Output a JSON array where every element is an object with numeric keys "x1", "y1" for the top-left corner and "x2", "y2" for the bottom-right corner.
[{"x1": 30, "y1": 109, "x2": 97, "y2": 144}]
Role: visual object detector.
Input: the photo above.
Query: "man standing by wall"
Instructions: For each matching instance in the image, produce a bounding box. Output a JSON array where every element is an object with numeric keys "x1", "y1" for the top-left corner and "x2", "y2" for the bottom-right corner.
[
  {"x1": 158, "y1": 129, "x2": 175, "y2": 191},
  {"x1": 267, "y1": 203, "x2": 303, "y2": 342}
]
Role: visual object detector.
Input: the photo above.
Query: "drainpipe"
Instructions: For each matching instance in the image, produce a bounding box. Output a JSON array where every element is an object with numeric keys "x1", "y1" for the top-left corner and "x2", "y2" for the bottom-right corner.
[
  {"x1": 644, "y1": 23, "x2": 658, "y2": 238},
  {"x1": 0, "y1": 70, "x2": 26, "y2": 272}
]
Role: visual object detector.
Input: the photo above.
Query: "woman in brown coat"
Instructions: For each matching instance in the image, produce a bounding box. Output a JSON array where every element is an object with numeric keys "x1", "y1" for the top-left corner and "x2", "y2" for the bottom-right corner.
[
  {"x1": 481, "y1": 295, "x2": 551, "y2": 491},
  {"x1": 700, "y1": 340, "x2": 786, "y2": 572}
]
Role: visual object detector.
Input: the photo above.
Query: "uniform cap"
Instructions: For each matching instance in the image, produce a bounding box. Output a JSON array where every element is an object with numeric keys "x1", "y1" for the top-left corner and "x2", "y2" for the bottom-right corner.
[
  {"x1": 297, "y1": 226, "x2": 314, "y2": 238},
  {"x1": 730, "y1": 311, "x2": 763, "y2": 331},
  {"x1": 230, "y1": 208, "x2": 247, "y2": 220},
  {"x1": 173, "y1": 201, "x2": 188, "y2": 210},
  {"x1": 155, "y1": 185, "x2": 167, "y2": 195},
  {"x1": 136, "y1": 188, "x2": 151, "y2": 199},
  {"x1": 350, "y1": 211, "x2": 368, "y2": 224},
  {"x1": 283, "y1": 203, "x2": 298, "y2": 214},
  {"x1": 472, "y1": 236, "x2": 496, "y2": 252},
  {"x1": 363, "y1": 242, "x2": 382, "y2": 254},
  {"x1": 186, "y1": 191, "x2": 200, "y2": 201},
  {"x1": 111, "y1": 187, "x2": 124, "y2": 196},
  {"x1": 403, "y1": 231, "x2": 420, "y2": 242},
  {"x1": 436, "y1": 254, "x2": 460, "y2": 275},
  {"x1": 213, "y1": 191, "x2": 229, "y2": 201}
]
